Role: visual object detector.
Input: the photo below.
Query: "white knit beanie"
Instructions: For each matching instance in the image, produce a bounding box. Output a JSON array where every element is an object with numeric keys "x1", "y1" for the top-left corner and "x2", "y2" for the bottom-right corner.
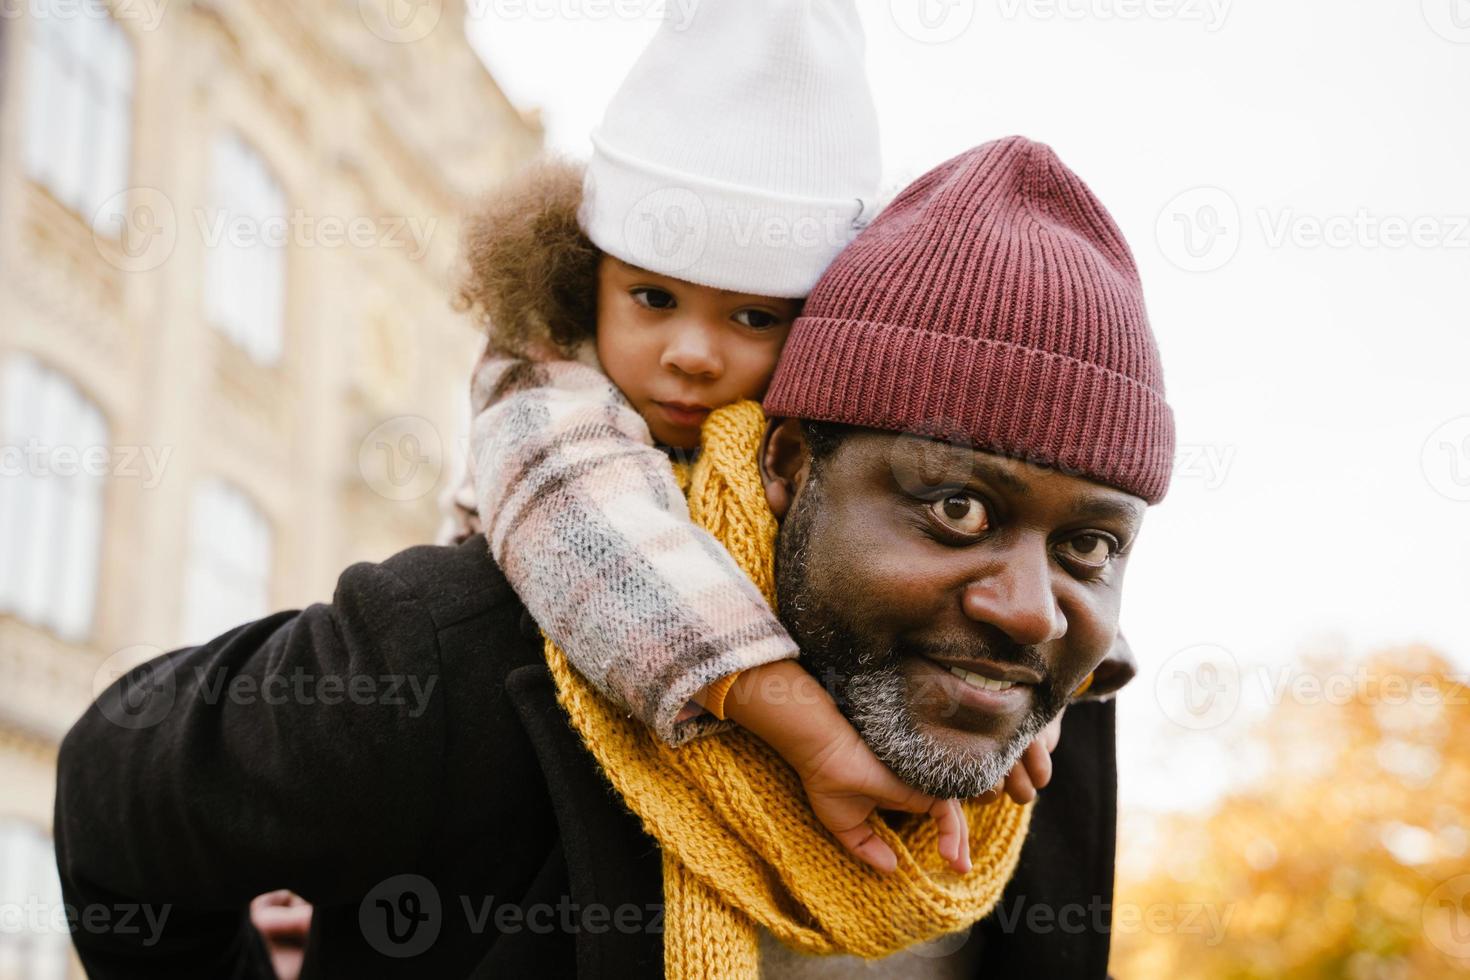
[{"x1": 580, "y1": 0, "x2": 880, "y2": 299}]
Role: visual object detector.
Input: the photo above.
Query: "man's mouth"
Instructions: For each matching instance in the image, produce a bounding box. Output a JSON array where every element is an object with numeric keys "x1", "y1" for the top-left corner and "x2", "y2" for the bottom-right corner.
[
  {"x1": 946, "y1": 666, "x2": 1018, "y2": 693},
  {"x1": 909, "y1": 655, "x2": 1037, "y2": 720}
]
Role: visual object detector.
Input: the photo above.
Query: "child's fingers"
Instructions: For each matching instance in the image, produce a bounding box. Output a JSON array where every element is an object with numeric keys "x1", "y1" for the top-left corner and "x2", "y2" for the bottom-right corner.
[
  {"x1": 931, "y1": 798, "x2": 972, "y2": 874},
  {"x1": 864, "y1": 773, "x2": 943, "y2": 815},
  {"x1": 1021, "y1": 736, "x2": 1054, "y2": 791},
  {"x1": 1004, "y1": 751, "x2": 1039, "y2": 804},
  {"x1": 833, "y1": 823, "x2": 899, "y2": 874},
  {"x1": 1041, "y1": 708, "x2": 1065, "y2": 753}
]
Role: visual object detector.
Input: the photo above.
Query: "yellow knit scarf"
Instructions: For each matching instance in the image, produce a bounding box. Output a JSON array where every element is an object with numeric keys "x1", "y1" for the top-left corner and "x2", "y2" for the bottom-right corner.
[{"x1": 542, "y1": 401, "x2": 1031, "y2": 978}]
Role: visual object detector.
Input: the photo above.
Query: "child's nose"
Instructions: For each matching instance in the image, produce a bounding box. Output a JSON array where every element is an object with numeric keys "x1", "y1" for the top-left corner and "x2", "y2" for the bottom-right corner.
[{"x1": 660, "y1": 320, "x2": 722, "y2": 379}]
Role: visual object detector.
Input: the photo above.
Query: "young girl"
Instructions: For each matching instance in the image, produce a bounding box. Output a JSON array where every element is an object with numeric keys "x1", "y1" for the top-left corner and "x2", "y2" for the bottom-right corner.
[{"x1": 440, "y1": 0, "x2": 1070, "y2": 875}]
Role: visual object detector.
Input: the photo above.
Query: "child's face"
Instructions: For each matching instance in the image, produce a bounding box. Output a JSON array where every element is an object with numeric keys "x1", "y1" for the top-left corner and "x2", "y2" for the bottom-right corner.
[{"x1": 595, "y1": 257, "x2": 801, "y2": 449}]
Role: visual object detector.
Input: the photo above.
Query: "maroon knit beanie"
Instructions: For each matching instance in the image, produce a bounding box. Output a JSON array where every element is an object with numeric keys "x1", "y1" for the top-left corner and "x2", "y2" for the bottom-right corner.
[{"x1": 763, "y1": 136, "x2": 1175, "y2": 503}]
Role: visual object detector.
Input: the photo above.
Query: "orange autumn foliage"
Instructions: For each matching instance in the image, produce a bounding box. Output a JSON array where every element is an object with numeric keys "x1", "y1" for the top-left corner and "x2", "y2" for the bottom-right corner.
[{"x1": 1111, "y1": 647, "x2": 1470, "y2": 979}]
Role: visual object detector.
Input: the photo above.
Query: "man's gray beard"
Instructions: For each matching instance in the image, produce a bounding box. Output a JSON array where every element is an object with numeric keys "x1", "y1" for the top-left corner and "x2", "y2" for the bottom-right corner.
[{"x1": 843, "y1": 663, "x2": 1050, "y2": 799}]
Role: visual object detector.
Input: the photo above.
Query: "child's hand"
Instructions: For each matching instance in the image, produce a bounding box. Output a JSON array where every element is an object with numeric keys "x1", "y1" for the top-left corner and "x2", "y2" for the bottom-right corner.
[
  {"x1": 795, "y1": 724, "x2": 972, "y2": 876},
  {"x1": 975, "y1": 708, "x2": 1066, "y2": 806}
]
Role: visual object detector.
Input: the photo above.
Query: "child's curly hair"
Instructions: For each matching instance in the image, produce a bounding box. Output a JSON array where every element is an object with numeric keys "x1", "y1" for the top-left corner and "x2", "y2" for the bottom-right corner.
[{"x1": 454, "y1": 158, "x2": 601, "y2": 359}]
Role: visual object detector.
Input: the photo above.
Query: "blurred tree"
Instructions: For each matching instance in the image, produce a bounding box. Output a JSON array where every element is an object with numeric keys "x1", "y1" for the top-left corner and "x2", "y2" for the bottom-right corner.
[{"x1": 1111, "y1": 647, "x2": 1470, "y2": 978}]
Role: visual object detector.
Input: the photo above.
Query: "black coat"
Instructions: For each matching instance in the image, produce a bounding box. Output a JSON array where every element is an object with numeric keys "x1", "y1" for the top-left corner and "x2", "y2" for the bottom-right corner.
[{"x1": 54, "y1": 535, "x2": 1119, "y2": 979}]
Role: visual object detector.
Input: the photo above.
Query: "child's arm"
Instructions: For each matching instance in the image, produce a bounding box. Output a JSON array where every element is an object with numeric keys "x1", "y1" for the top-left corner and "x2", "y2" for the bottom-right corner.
[{"x1": 469, "y1": 351, "x2": 801, "y2": 744}]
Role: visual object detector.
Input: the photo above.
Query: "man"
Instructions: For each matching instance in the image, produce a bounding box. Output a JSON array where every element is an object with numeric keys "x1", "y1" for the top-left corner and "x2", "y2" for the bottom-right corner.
[{"x1": 54, "y1": 136, "x2": 1172, "y2": 978}]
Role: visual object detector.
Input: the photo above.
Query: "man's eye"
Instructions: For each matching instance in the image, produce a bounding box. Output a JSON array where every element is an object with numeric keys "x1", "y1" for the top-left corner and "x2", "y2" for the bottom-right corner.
[
  {"x1": 732, "y1": 308, "x2": 780, "y2": 330},
  {"x1": 630, "y1": 287, "x2": 675, "y2": 310},
  {"x1": 928, "y1": 494, "x2": 989, "y2": 535},
  {"x1": 1058, "y1": 533, "x2": 1118, "y2": 569}
]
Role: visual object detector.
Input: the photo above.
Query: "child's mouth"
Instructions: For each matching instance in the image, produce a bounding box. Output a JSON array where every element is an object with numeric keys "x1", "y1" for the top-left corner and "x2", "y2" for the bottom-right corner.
[{"x1": 653, "y1": 401, "x2": 712, "y2": 427}]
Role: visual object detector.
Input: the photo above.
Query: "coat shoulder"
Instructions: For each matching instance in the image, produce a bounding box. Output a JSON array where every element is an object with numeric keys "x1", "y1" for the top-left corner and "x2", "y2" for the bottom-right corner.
[{"x1": 362, "y1": 533, "x2": 519, "y2": 634}]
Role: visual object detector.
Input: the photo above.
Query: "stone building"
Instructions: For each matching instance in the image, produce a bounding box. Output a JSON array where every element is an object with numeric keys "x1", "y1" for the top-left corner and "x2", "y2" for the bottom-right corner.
[{"x1": 0, "y1": 1, "x2": 539, "y2": 974}]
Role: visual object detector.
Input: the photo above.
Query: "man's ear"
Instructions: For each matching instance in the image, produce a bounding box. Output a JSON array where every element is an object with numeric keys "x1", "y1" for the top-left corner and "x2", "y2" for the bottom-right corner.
[{"x1": 759, "y1": 417, "x2": 811, "y2": 519}]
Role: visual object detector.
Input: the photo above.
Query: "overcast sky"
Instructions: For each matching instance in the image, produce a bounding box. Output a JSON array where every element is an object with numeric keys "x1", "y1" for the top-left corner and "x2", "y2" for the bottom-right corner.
[{"x1": 465, "y1": 1, "x2": 1470, "y2": 813}]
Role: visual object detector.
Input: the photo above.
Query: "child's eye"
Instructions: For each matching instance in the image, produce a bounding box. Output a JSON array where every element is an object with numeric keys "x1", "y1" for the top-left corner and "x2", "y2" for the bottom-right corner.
[
  {"x1": 732, "y1": 309, "x2": 781, "y2": 330},
  {"x1": 630, "y1": 287, "x2": 676, "y2": 310}
]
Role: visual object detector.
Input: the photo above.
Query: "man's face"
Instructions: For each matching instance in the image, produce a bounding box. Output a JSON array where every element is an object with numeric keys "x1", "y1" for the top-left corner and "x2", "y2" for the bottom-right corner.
[{"x1": 762, "y1": 421, "x2": 1146, "y2": 799}]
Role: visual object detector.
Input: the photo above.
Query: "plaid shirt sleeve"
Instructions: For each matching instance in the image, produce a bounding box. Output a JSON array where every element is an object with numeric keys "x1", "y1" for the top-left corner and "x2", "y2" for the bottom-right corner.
[{"x1": 462, "y1": 350, "x2": 799, "y2": 745}]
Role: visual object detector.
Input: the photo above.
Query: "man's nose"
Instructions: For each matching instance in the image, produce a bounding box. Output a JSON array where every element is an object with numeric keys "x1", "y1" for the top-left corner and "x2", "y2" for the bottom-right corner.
[
  {"x1": 960, "y1": 543, "x2": 1066, "y2": 646},
  {"x1": 660, "y1": 319, "x2": 722, "y2": 379}
]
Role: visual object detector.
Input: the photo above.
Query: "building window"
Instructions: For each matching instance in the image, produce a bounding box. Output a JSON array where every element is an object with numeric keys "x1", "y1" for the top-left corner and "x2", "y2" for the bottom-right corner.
[
  {"x1": 0, "y1": 820, "x2": 69, "y2": 980},
  {"x1": 180, "y1": 479, "x2": 272, "y2": 645},
  {"x1": 22, "y1": 0, "x2": 135, "y2": 231},
  {"x1": 203, "y1": 132, "x2": 288, "y2": 365},
  {"x1": 0, "y1": 354, "x2": 106, "y2": 643}
]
